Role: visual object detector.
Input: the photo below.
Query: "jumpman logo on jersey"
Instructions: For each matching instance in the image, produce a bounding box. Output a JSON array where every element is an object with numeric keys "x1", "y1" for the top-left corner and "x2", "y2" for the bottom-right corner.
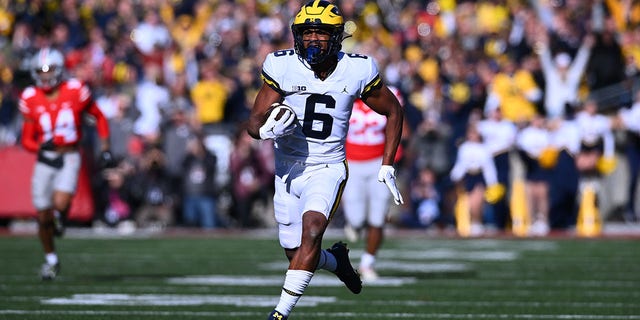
[{"x1": 342, "y1": 86, "x2": 348, "y2": 94}]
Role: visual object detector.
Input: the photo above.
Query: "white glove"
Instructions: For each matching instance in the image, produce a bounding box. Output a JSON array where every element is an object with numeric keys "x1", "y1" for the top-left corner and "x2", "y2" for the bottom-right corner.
[
  {"x1": 259, "y1": 103, "x2": 297, "y2": 140},
  {"x1": 378, "y1": 165, "x2": 404, "y2": 205}
]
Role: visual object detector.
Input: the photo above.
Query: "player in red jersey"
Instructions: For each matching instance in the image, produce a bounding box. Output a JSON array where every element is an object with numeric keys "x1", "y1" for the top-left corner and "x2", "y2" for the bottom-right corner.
[
  {"x1": 342, "y1": 86, "x2": 407, "y2": 282},
  {"x1": 19, "y1": 47, "x2": 112, "y2": 280}
]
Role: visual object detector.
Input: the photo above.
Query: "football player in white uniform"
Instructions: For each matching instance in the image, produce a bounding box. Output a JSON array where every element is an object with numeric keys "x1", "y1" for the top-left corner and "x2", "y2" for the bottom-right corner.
[{"x1": 246, "y1": 1, "x2": 404, "y2": 319}]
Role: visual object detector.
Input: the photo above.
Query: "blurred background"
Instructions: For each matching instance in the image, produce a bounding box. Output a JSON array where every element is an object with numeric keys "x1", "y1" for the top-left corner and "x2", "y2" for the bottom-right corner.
[{"x1": 0, "y1": 0, "x2": 638, "y2": 236}]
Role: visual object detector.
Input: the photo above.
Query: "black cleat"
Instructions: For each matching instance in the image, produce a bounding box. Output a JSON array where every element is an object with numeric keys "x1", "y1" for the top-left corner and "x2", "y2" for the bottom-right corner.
[
  {"x1": 327, "y1": 241, "x2": 362, "y2": 294},
  {"x1": 267, "y1": 309, "x2": 287, "y2": 320}
]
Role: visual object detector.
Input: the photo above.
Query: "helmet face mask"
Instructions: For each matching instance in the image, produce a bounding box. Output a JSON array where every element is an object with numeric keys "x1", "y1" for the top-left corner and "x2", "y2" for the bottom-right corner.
[
  {"x1": 292, "y1": 0, "x2": 344, "y2": 65},
  {"x1": 30, "y1": 48, "x2": 65, "y2": 92}
]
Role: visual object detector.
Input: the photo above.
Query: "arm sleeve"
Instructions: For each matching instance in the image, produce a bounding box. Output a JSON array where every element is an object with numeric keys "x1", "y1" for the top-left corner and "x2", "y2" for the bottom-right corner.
[
  {"x1": 601, "y1": 118, "x2": 615, "y2": 158},
  {"x1": 449, "y1": 146, "x2": 466, "y2": 182},
  {"x1": 360, "y1": 57, "x2": 382, "y2": 99},
  {"x1": 602, "y1": 130, "x2": 615, "y2": 158},
  {"x1": 450, "y1": 162, "x2": 465, "y2": 182},
  {"x1": 20, "y1": 119, "x2": 40, "y2": 152},
  {"x1": 18, "y1": 93, "x2": 40, "y2": 152},
  {"x1": 539, "y1": 46, "x2": 554, "y2": 75},
  {"x1": 568, "y1": 44, "x2": 591, "y2": 80},
  {"x1": 481, "y1": 152, "x2": 499, "y2": 186},
  {"x1": 484, "y1": 92, "x2": 501, "y2": 114},
  {"x1": 260, "y1": 53, "x2": 285, "y2": 95}
]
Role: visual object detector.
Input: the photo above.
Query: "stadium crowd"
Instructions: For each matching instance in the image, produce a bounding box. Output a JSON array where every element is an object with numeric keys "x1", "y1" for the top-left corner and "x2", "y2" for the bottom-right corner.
[{"x1": 0, "y1": 0, "x2": 639, "y2": 236}]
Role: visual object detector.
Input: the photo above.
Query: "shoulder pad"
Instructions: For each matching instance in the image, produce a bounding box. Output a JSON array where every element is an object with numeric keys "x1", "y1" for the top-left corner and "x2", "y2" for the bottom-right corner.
[
  {"x1": 21, "y1": 87, "x2": 37, "y2": 99},
  {"x1": 65, "y1": 78, "x2": 84, "y2": 89}
]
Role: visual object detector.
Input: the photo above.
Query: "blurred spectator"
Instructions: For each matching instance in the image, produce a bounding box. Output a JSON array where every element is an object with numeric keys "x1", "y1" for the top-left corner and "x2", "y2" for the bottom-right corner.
[
  {"x1": 614, "y1": 91, "x2": 640, "y2": 222},
  {"x1": 538, "y1": 30, "x2": 594, "y2": 119},
  {"x1": 586, "y1": 16, "x2": 627, "y2": 103},
  {"x1": 484, "y1": 55, "x2": 542, "y2": 125},
  {"x1": 408, "y1": 166, "x2": 441, "y2": 229},
  {"x1": 95, "y1": 159, "x2": 135, "y2": 227},
  {"x1": 516, "y1": 115, "x2": 553, "y2": 236},
  {"x1": 223, "y1": 58, "x2": 259, "y2": 125},
  {"x1": 439, "y1": 39, "x2": 487, "y2": 159},
  {"x1": 161, "y1": 98, "x2": 196, "y2": 193},
  {"x1": 574, "y1": 99, "x2": 616, "y2": 177},
  {"x1": 477, "y1": 106, "x2": 517, "y2": 230},
  {"x1": 96, "y1": 88, "x2": 136, "y2": 162},
  {"x1": 160, "y1": 0, "x2": 211, "y2": 56},
  {"x1": 51, "y1": 3, "x2": 87, "y2": 51},
  {"x1": 163, "y1": 43, "x2": 198, "y2": 90},
  {"x1": 229, "y1": 128, "x2": 272, "y2": 228},
  {"x1": 506, "y1": 3, "x2": 537, "y2": 63},
  {"x1": 131, "y1": 8, "x2": 171, "y2": 66},
  {"x1": 547, "y1": 115, "x2": 581, "y2": 230},
  {"x1": 9, "y1": 20, "x2": 33, "y2": 55},
  {"x1": 450, "y1": 123, "x2": 501, "y2": 237},
  {"x1": 544, "y1": 3, "x2": 585, "y2": 56},
  {"x1": 0, "y1": 54, "x2": 18, "y2": 146},
  {"x1": 407, "y1": 109, "x2": 451, "y2": 178},
  {"x1": 190, "y1": 56, "x2": 232, "y2": 135},
  {"x1": 91, "y1": 0, "x2": 119, "y2": 33},
  {"x1": 130, "y1": 146, "x2": 176, "y2": 229},
  {"x1": 133, "y1": 63, "x2": 170, "y2": 144},
  {"x1": 181, "y1": 136, "x2": 220, "y2": 229}
]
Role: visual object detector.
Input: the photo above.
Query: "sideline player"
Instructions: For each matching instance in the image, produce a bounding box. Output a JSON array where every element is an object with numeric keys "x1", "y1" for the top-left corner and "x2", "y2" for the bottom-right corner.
[
  {"x1": 246, "y1": 1, "x2": 404, "y2": 319},
  {"x1": 342, "y1": 86, "x2": 406, "y2": 282},
  {"x1": 19, "y1": 47, "x2": 112, "y2": 280}
]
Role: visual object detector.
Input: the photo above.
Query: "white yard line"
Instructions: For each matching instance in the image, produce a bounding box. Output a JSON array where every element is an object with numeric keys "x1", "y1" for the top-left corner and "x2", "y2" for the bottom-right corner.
[
  {"x1": 30, "y1": 293, "x2": 640, "y2": 310},
  {"x1": 167, "y1": 274, "x2": 417, "y2": 287}
]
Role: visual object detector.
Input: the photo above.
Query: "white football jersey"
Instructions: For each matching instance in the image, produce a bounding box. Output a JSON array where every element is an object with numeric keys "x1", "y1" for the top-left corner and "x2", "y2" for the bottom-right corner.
[{"x1": 261, "y1": 49, "x2": 381, "y2": 165}]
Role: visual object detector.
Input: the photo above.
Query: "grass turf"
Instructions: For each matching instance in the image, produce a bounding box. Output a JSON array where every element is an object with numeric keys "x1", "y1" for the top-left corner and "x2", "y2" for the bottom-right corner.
[{"x1": 0, "y1": 231, "x2": 639, "y2": 319}]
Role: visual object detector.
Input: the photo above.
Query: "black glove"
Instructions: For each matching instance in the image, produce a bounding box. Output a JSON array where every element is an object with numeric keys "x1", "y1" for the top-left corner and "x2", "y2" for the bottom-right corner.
[
  {"x1": 40, "y1": 138, "x2": 57, "y2": 151},
  {"x1": 37, "y1": 139, "x2": 63, "y2": 168},
  {"x1": 99, "y1": 150, "x2": 117, "y2": 169}
]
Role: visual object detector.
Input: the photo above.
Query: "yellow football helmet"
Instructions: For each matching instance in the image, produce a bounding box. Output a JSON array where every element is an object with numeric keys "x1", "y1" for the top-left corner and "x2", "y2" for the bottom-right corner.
[{"x1": 291, "y1": 0, "x2": 344, "y2": 64}]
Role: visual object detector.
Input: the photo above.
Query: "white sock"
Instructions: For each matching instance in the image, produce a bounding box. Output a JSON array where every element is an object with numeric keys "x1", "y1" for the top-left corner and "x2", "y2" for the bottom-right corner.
[
  {"x1": 315, "y1": 249, "x2": 337, "y2": 272},
  {"x1": 45, "y1": 253, "x2": 58, "y2": 265},
  {"x1": 360, "y1": 252, "x2": 375, "y2": 269},
  {"x1": 275, "y1": 270, "x2": 314, "y2": 316}
]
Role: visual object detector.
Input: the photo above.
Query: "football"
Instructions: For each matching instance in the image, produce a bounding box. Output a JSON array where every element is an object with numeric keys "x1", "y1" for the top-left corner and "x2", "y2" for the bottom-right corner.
[{"x1": 269, "y1": 103, "x2": 295, "y2": 121}]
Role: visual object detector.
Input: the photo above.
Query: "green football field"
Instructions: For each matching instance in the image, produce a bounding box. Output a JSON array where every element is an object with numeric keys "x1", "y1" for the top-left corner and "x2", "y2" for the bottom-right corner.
[{"x1": 1, "y1": 229, "x2": 639, "y2": 320}]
